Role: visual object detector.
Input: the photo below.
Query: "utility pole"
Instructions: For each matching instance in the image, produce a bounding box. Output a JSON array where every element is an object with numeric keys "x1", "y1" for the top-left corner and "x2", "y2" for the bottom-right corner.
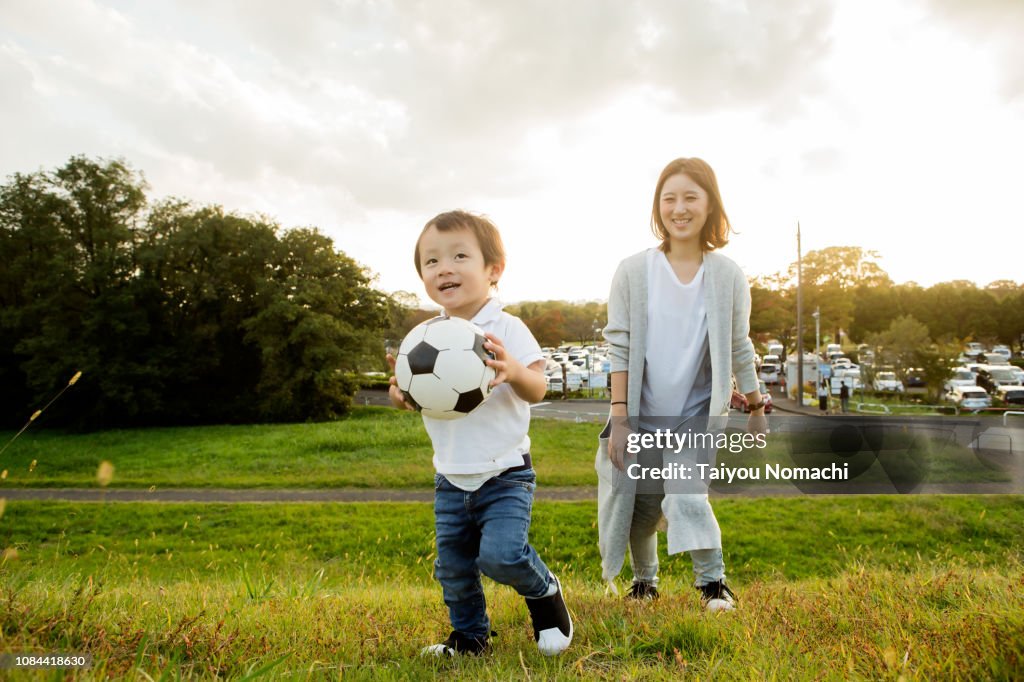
[
  {"x1": 813, "y1": 306, "x2": 822, "y2": 393},
  {"x1": 813, "y1": 307, "x2": 821, "y2": 361},
  {"x1": 796, "y1": 222, "x2": 803, "y2": 405}
]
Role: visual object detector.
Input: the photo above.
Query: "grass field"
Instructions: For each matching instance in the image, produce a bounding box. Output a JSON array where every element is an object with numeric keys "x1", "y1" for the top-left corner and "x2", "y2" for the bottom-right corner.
[
  {"x1": 0, "y1": 408, "x2": 1012, "y2": 489},
  {"x1": 1, "y1": 497, "x2": 1023, "y2": 678}
]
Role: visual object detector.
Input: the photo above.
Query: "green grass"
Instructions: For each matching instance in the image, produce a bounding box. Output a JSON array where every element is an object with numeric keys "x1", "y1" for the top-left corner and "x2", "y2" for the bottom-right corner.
[
  {"x1": 3, "y1": 497, "x2": 1022, "y2": 584},
  {"x1": 0, "y1": 407, "x2": 1011, "y2": 490},
  {"x1": 0, "y1": 497, "x2": 1022, "y2": 678},
  {"x1": 0, "y1": 408, "x2": 597, "y2": 489}
]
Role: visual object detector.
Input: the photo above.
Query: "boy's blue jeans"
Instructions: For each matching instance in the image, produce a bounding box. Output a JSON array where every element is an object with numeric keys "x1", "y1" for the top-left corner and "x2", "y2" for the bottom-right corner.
[{"x1": 433, "y1": 467, "x2": 552, "y2": 639}]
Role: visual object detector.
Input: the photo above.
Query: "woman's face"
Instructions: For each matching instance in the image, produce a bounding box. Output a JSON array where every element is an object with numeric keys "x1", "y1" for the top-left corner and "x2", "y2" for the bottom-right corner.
[{"x1": 659, "y1": 173, "x2": 710, "y2": 249}]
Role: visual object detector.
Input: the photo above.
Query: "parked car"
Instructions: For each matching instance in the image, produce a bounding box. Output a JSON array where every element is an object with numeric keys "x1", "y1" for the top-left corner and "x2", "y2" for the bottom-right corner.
[
  {"x1": 993, "y1": 386, "x2": 1024, "y2": 406},
  {"x1": 759, "y1": 363, "x2": 781, "y2": 385},
  {"x1": 872, "y1": 371, "x2": 904, "y2": 393},
  {"x1": 964, "y1": 342, "x2": 985, "y2": 356},
  {"x1": 976, "y1": 367, "x2": 1023, "y2": 394},
  {"x1": 834, "y1": 365, "x2": 861, "y2": 382},
  {"x1": 981, "y1": 353, "x2": 1009, "y2": 366},
  {"x1": 946, "y1": 386, "x2": 991, "y2": 411},
  {"x1": 546, "y1": 375, "x2": 564, "y2": 393},
  {"x1": 944, "y1": 368, "x2": 978, "y2": 394},
  {"x1": 731, "y1": 380, "x2": 774, "y2": 414},
  {"x1": 903, "y1": 368, "x2": 926, "y2": 389},
  {"x1": 990, "y1": 345, "x2": 1012, "y2": 360}
]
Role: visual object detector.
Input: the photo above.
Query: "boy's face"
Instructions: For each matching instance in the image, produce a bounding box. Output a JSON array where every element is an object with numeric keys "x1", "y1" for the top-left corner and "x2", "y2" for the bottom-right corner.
[{"x1": 417, "y1": 225, "x2": 503, "y2": 320}]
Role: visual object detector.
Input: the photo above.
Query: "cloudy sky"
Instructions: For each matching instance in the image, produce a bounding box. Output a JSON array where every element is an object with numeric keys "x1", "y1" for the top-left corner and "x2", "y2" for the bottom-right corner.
[{"x1": 3, "y1": 0, "x2": 1023, "y2": 304}]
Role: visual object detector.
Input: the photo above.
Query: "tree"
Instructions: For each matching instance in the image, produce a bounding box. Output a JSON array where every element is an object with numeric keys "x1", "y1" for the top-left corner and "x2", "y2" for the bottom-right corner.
[
  {"x1": 788, "y1": 246, "x2": 891, "y2": 291},
  {"x1": 749, "y1": 285, "x2": 793, "y2": 346},
  {"x1": 0, "y1": 157, "x2": 157, "y2": 426},
  {"x1": 242, "y1": 228, "x2": 392, "y2": 421},
  {"x1": 870, "y1": 315, "x2": 931, "y2": 373},
  {"x1": 0, "y1": 157, "x2": 399, "y2": 427}
]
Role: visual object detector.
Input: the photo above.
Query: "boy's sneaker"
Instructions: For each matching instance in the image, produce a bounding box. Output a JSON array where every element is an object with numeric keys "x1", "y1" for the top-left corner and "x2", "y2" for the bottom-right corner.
[
  {"x1": 625, "y1": 580, "x2": 660, "y2": 601},
  {"x1": 698, "y1": 580, "x2": 737, "y2": 612},
  {"x1": 524, "y1": 574, "x2": 573, "y2": 656},
  {"x1": 420, "y1": 630, "x2": 491, "y2": 657}
]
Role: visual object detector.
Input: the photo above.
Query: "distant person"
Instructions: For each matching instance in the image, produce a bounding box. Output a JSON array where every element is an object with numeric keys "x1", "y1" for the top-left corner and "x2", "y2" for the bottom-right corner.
[
  {"x1": 840, "y1": 381, "x2": 850, "y2": 414},
  {"x1": 818, "y1": 379, "x2": 829, "y2": 413},
  {"x1": 597, "y1": 157, "x2": 766, "y2": 611},
  {"x1": 386, "y1": 211, "x2": 571, "y2": 657}
]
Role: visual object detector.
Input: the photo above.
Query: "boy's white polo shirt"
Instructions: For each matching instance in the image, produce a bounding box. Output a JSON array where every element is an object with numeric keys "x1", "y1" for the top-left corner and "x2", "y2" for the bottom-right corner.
[{"x1": 424, "y1": 298, "x2": 543, "y2": 489}]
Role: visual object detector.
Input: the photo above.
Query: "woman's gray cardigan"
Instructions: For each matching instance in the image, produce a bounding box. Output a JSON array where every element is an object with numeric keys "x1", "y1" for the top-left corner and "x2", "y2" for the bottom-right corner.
[{"x1": 595, "y1": 248, "x2": 759, "y2": 584}]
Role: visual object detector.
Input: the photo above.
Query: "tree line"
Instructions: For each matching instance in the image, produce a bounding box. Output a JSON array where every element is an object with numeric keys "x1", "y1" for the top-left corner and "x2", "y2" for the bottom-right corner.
[
  {"x1": 1, "y1": 157, "x2": 399, "y2": 428},
  {"x1": 748, "y1": 246, "x2": 1024, "y2": 356}
]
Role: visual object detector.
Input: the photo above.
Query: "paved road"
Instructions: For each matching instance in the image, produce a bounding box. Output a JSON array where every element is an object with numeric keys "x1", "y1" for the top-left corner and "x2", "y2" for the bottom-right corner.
[
  {"x1": 357, "y1": 389, "x2": 611, "y2": 422},
  {"x1": 0, "y1": 486, "x2": 594, "y2": 503}
]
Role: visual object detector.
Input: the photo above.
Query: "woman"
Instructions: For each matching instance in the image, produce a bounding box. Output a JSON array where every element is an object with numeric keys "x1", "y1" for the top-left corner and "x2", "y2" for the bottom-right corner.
[{"x1": 596, "y1": 157, "x2": 766, "y2": 610}]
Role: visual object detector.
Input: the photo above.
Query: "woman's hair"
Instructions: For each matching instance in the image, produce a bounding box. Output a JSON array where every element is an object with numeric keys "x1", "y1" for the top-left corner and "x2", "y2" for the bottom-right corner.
[
  {"x1": 650, "y1": 157, "x2": 731, "y2": 251},
  {"x1": 414, "y1": 210, "x2": 506, "y2": 282}
]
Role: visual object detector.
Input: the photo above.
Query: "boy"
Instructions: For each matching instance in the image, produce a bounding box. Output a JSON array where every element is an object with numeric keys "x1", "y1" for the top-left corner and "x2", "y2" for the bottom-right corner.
[{"x1": 387, "y1": 210, "x2": 572, "y2": 657}]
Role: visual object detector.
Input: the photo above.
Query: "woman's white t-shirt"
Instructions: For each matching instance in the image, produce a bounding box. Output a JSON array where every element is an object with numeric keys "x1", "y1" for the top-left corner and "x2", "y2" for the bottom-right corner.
[{"x1": 639, "y1": 249, "x2": 713, "y2": 428}]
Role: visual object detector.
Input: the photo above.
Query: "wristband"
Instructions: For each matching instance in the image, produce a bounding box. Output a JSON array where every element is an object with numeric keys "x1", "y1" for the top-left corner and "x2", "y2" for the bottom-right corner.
[
  {"x1": 610, "y1": 401, "x2": 626, "y2": 405},
  {"x1": 747, "y1": 400, "x2": 765, "y2": 411}
]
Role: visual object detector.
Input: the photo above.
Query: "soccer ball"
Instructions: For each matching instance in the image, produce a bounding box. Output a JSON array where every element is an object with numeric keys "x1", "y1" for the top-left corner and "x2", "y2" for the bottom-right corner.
[{"x1": 394, "y1": 317, "x2": 496, "y2": 420}]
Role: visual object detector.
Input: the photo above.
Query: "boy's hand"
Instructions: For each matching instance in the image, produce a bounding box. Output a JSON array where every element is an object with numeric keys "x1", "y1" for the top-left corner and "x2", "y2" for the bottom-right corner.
[
  {"x1": 483, "y1": 333, "x2": 519, "y2": 388},
  {"x1": 483, "y1": 333, "x2": 547, "y2": 403},
  {"x1": 385, "y1": 353, "x2": 417, "y2": 411}
]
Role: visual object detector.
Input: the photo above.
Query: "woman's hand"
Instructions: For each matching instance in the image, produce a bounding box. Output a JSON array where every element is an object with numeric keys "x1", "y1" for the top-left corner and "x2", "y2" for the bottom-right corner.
[
  {"x1": 608, "y1": 415, "x2": 633, "y2": 472},
  {"x1": 746, "y1": 409, "x2": 768, "y2": 436}
]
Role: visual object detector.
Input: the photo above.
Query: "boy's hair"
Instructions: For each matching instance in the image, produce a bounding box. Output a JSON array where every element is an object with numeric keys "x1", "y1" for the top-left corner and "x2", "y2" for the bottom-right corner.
[
  {"x1": 650, "y1": 157, "x2": 731, "y2": 252},
  {"x1": 414, "y1": 210, "x2": 506, "y2": 283}
]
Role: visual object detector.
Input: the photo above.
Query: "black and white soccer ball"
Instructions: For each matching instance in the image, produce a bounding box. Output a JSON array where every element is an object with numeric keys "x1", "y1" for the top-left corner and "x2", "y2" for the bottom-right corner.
[{"x1": 394, "y1": 317, "x2": 496, "y2": 420}]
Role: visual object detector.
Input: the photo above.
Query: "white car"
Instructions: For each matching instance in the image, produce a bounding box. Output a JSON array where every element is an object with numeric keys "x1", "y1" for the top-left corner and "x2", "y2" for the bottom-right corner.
[
  {"x1": 759, "y1": 363, "x2": 781, "y2": 385},
  {"x1": 946, "y1": 386, "x2": 991, "y2": 411},
  {"x1": 990, "y1": 345, "x2": 1011, "y2": 360},
  {"x1": 993, "y1": 385, "x2": 1024, "y2": 407},
  {"x1": 834, "y1": 366, "x2": 862, "y2": 384},
  {"x1": 944, "y1": 368, "x2": 978, "y2": 394},
  {"x1": 872, "y1": 371, "x2": 904, "y2": 393},
  {"x1": 982, "y1": 353, "x2": 1010, "y2": 366},
  {"x1": 964, "y1": 342, "x2": 985, "y2": 356}
]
